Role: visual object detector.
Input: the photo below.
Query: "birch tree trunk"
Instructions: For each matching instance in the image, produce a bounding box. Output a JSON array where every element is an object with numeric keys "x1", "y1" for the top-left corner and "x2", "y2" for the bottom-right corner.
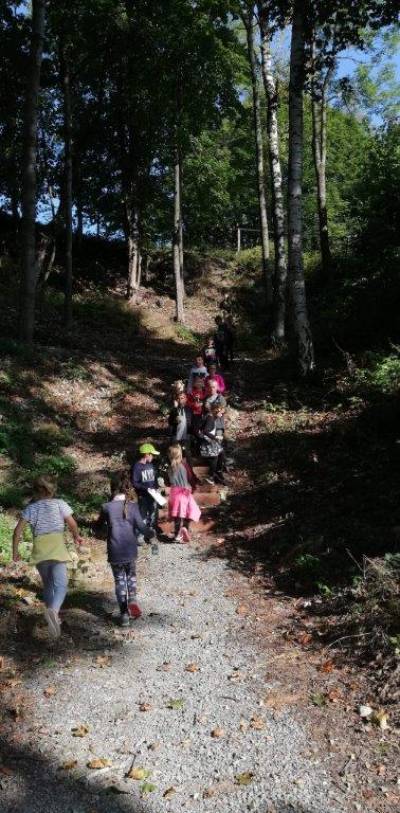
[
  {"x1": 288, "y1": 0, "x2": 315, "y2": 373},
  {"x1": 126, "y1": 201, "x2": 140, "y2": 299},
  {"x1": 173, "y1": 154, "x2": 184, "y2": 323},
  {"x1": 243, "y1": 9, "x2": 272, "y2": 305},
  {"x1": 60, "y1": 39, "x2": 73, "y2": 329},
  {"x1": 19, "y1": 0, "x2": 46, "y2": 345},
  {"x1": 179, "y1": 154, "x2": 185, "y2": 296},
  {"x1": 258, "y1": 3, "x2": 287, "y2": 342},
  {"x1": 311, "y1": 56, "x2": 332, "y2": 274}
]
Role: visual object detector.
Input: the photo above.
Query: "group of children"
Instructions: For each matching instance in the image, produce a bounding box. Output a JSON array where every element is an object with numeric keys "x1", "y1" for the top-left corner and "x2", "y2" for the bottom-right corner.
[{"x1": 11, "y1": 313, "x2": 235, "y2": 634}]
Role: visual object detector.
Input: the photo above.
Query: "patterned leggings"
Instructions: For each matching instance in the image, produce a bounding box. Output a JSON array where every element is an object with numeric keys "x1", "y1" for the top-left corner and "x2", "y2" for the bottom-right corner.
[{"x1": 110, "y1": 561, "x2": 137, "y2": 613}]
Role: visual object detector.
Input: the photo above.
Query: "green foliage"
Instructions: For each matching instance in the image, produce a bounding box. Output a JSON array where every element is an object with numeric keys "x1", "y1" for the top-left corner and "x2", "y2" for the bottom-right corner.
[
  {"x1": 175, "y1": 325, "x2": 198, "y2": 346},
  {"x1": 352, "y1": 123, "x2": 400, "y2": 255},
  {"x1": 0, "y1": 511, "x2": 30, "y2": 563},
  {"x1": 354, "y1": 352, "x2": 400, "y2": 395}
]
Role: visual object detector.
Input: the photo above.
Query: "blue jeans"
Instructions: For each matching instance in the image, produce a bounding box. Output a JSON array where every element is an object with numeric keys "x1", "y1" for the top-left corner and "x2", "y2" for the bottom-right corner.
[{"x1": 36, "y1": 560, "x2": 68, "y2": 611}]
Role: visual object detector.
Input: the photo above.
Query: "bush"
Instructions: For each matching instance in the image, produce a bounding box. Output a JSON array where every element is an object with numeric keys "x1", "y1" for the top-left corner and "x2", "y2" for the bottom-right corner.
[{"x1": 354, "y1": 351, "x2": 400, "y2": 395}]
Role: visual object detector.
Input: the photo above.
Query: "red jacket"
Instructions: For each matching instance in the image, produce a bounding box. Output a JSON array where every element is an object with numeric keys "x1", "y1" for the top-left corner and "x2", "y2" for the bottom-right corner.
[{"x1": 187, "y1": 388, "x2": 206, "y2": 416}]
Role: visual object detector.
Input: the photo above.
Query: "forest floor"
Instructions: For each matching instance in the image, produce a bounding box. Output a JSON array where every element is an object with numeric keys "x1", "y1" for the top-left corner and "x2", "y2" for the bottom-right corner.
[{"x1": 0, "y1": 257, "x2": 399, "y2": 812}]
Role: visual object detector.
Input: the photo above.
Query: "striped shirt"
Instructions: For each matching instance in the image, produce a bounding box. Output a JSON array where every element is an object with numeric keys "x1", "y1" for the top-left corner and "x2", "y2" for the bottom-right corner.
[{"x1": 22, "y1": 498, "x2": 73, "y2": 537}]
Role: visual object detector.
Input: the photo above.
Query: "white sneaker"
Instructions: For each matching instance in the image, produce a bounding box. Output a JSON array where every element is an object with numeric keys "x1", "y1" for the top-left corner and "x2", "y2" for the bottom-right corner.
[{"x1": 44, "y1": 607, "x2": 61, "y2": 639}]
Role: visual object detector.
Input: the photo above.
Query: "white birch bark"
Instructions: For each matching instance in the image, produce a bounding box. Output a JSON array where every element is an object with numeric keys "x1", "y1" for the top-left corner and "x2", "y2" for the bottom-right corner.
[
  {"x1": 258, "y1": 3, "x2": 287, "y2": 341},
  {"x1": 311, "y1": 45, "x2": 332, "y2": 274},
  {"x1": 243, "y1": 9, "x2": 272, "y2": 305},
  {"x1": 19, "y1": 0, "x2": 46, "y2": 344},
  {"x1": 288, "y1": 0, "x2": 315, "y2": 373},
  {"x1": 173, "y1": 155, "x2": 184, "y2": 323},
  {"x1": 126, "y1": 202, "x2": 140, "y2": 299}
]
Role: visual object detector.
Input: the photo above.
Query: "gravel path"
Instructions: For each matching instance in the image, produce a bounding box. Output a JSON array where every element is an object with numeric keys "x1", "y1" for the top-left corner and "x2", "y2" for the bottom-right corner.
[{"x1": 1, "y1": 541, "x2": 347, "y2": 813}]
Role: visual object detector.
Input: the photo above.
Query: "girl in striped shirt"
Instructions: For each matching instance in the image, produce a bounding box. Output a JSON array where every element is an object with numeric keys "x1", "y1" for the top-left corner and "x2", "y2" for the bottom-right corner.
[{"x1": 12, "y1": 476, "x2": 83, "y2": 639}]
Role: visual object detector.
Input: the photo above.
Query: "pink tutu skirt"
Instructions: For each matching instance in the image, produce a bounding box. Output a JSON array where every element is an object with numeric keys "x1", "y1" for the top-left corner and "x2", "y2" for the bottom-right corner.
[{"x1": 169, "y1": 487, "x2": 201, "y2": 522}]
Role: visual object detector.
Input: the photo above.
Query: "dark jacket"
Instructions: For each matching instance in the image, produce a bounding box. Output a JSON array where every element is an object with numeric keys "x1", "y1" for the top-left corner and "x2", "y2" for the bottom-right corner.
[
  {"x1": 168, "y1": 405, "x2": 192, "y2": 440},
  {"x1": 131, "y1": 461, "x2": 156, "y2": 493},
  {"x1": 100, "y1": 499, "x2": 153, "y2": 564}
]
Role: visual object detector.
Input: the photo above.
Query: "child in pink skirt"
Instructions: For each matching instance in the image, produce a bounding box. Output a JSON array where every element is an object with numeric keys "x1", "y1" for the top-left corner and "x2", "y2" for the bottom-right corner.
[{"x1": 167, "y1": 444, "x2": 201, "y2": 543}]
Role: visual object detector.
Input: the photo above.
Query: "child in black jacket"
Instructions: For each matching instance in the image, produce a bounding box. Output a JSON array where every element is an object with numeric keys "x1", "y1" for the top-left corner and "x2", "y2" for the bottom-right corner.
[{"x1": 99, "y1": 471, "x2": 154, "y2": 625}]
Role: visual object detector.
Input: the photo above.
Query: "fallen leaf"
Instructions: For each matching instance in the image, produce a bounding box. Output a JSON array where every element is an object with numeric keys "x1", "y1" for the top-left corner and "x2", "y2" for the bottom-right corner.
[
  {"x1": 377, "y1": 765, "x2": 386, "y2": 776},
  {"x1": 239, "y1": 719, "x2": 248, "y2": 732},
  {"x1": 298, "y1": 632, "x2": 312, "y2": 646},
  {"x1": 87, "y1": 758, "x2": 112, "y2": 770},
  {"x1": 358, "y1": 704, "x2": 373, "y2": 718},
  {"x1": 319, "y1": 660, "x2": 334, "y2": 673},
  {"x1": 126, "y1": 767, "x2": 151, "y2": 781},
  {"x1": 310, "y1": 692, "x2": 326, "y2": 708},
  {"x1": 235, "y1": 772, "x2": 254, "y2": 786},
  {"x1": 93, "y1": 655, "x2": 112, "y2": 668},
  {"x1": 211, "y1": 727, "x2": 225, "y2": 738},
  {"x1": 372, "y1": 709, "x2": 389, "y2": 730},
  {"x1": 140, "y1": 781, "x2": 157, "y2": 795},
  {"x1": 250, "y1": 715, "x2": 265, "y2": 730},
  {"x1": 236, "y1": 605, "x2": 248, "y2": 616},
  {"x1": 44, "y1": 686, "x2": 57, "y2": 698},
  {"x1": 163, "y1": 787, "x2": 176, "y2": 799},
  {"x1": 166, "y1": 698, "x2": 184, "y2": 710},
  {"x1": 185, "y1": 663, "x2": 199, "y2": 673},
  {"x1": 327, "y1": 688, "x2": 342, "y2": 703},
  {"x1": 139, "y1": 702, "x2": 152, "y2": 712},
  {"x1": 59, "y1": 759, "x2": 78, "y2": 771},
  {"x1": 71, "y1": 723, "x2": 89, "y2": 737}
]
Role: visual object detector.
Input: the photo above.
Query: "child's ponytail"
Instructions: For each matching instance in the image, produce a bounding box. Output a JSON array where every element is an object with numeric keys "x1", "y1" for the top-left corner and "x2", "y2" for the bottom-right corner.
[{"x1": 110, "y1": 470, "x2": 137, "y2": 519}]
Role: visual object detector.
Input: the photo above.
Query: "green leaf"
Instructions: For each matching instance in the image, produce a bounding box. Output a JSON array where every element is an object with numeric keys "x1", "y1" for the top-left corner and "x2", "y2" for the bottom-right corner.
[
  {"x1": 140, "y1": 782, "x2": 157, "y2": 795},
  {"x1": 235, "y1": 771, "x2": 254, "y2": 786},
  {"x1": 166, "y1": 698, "x2": 185, "y2": 710},
  {"x1": 310, "y1": 692, "x2": 327, "y2": 707}
]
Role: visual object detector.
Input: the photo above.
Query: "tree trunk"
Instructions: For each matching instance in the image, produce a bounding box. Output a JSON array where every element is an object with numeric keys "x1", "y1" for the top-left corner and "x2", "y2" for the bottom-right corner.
[
  {"x1": 311, "y1": 55, "x2": 332, "y2": 274},
  {"x1": 243, "y1": 11, "x2": 272, "y2": 305},
  {"x1": 258, "y1": 4, "x2": 287, "y2": 342},
  {"x1": 179, "y1": 154, "x2": 185, "y2": 296},
  {"x1": 288, "y1": 0, "x2": 314, "y2": 374},
  {"x1": 126, "y1": 202, "x2": 140, "y2": 299},
  {"x1": 173, "y1": 155, "x2": 184, "y2": 323},
  {"x1": 60, "y1": 39, "x2": 73, "y2": 329},
  {"x1": 19, "y1": 0, "x2": 46, "y2": 345}
]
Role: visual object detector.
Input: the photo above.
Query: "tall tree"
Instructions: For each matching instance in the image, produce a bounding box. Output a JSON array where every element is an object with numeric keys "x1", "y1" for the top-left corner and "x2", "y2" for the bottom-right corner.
[
  {"x1": 310, "y1": 34, "x2": 333, "y2": 274},
  {"x1": 241, "y1": 3, "x2": 272, "y2": 305},
  {"x1": 257, "y1": 0, "x2": 288, "y2": 341},
  {"x1": 19, "y1": 0, "x2": 47, "y2": 345},
  {"x1": 59, "y1": 35, "x2": 73, "y2": 328},
  {"x1": 287, "y1": 0, "x2": 314, "y2": 373}
]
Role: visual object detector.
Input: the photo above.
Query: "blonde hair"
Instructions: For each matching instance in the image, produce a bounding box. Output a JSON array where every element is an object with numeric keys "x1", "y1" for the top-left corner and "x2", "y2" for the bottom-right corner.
[
  {"x1": 33, "y1": 475, "x2": 57, "y2": 499},
  {"x1": 168, "y1": 443, "x2": 183, "y2": 468}
]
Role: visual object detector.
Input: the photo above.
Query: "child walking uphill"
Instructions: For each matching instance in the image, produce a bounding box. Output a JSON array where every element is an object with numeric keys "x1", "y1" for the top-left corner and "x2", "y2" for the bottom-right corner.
[
  {"x1": 132, "y1": 443, "x2": 160, "y2": 531},
  {"x1": 99, "y1": 471, "x2": 154, "y2": 626},
  {"x1": 167, "y1": 444, "x2": 201, "y2": 543},
  {"x1": 12, "y1": 476, "x2": 83, "y2": 639}
]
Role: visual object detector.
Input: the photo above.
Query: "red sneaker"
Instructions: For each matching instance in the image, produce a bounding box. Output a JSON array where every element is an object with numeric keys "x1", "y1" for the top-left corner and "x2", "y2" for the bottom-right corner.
[{"x1": 128, "y1": 602, "x2": 142, "y2": 620}]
